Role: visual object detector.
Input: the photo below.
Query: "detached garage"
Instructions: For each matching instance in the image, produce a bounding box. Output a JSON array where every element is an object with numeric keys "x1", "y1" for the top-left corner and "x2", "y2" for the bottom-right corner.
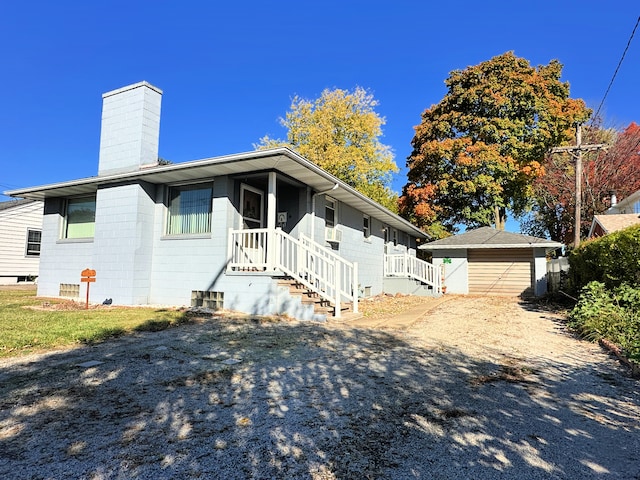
[{"x1": 420, "y1": 227, "x2": 562, "y2": 297}]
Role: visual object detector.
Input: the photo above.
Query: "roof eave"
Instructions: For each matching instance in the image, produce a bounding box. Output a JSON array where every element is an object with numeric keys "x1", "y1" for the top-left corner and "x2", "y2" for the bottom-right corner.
[
  {"x1": 420, "y1": 242, "x2": 562, "y2": 250},
  {"x1": 5, "y1": 147, "x2": 428, "y2": 239}
]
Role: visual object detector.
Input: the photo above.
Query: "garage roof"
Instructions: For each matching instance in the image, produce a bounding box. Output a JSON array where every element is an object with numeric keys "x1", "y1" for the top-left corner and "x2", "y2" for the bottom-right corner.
[
  {"x1": 5, "y1": 147, "x2": 428, "y2": 239},
  {"x1": 419, "y1": 226, "x2": 562, "y2": 250}
]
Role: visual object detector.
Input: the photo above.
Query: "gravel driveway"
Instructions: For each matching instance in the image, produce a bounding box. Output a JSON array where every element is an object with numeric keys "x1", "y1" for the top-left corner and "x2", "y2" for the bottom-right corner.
[{"x1": 1, "y1": 296, "x2": 638, "y2": 479}]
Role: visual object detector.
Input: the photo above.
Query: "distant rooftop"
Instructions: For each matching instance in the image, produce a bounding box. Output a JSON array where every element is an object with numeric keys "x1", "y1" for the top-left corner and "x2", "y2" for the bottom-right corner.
[
  {"x1": 0, "y1": 198, "x2": 36, "y2": 212},
  {"x1": 592, "y1": 214, "x2": 640, "y2": 235}
]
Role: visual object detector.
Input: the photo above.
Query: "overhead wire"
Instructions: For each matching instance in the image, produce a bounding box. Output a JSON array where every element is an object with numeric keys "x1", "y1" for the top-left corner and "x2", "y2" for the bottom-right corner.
[{"x1": 590, "y1": 15, "x2": 640, "y2": 125}]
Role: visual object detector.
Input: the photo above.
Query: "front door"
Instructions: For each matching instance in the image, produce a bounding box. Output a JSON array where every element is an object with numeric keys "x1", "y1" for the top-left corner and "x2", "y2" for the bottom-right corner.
[
  {"x1": 241, "y1": 184, "x2": 264, "y2": 229},
  {"x1": 240, "y1": 184, "x2": 265, "y2": 266}
]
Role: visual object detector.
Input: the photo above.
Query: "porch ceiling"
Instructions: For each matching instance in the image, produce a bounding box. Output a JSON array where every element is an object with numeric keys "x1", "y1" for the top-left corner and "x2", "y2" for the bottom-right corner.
[{"x1": 6, "y1": 147, "x2": 427, "y2": 238}]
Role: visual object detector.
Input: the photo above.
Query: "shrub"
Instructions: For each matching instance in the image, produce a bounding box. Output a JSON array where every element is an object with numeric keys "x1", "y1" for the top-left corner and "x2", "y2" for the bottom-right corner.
[
  {"x1": 569, "y1": 224, "x2": 640, "y2": 291},
  {"x1": 569, "y1": 281, "x2": 640, "y2": 362}
]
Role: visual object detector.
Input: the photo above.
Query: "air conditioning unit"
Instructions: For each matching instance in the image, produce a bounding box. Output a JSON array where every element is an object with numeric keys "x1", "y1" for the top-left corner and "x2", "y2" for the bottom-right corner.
[{"x1": 325, "y1": 227, "x2": 342, "y2": 243}]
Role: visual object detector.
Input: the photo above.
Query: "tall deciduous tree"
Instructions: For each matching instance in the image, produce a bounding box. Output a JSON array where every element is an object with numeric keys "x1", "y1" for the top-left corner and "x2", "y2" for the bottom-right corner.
[
  {"x1": 255, "y1": 87, "x2": 399, "y2": 211},
  {"x1": 400, "y1": 52, "x2": 590, "y2": 237},
  {"x1": 523, "y1": 122, "x2": 640, "y2": 243}
]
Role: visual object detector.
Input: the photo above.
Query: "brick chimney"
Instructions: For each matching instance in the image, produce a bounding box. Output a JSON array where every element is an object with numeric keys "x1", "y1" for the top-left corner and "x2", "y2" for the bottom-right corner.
[{"x1": 97, "y1": 81, "x2": 162, "y2": 176}]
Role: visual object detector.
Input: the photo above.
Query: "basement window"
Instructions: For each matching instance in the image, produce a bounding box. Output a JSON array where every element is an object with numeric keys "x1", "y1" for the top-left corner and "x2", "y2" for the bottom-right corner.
[
  {"x1": 191, "y1": 290, "x2": 224, "y2": 310},
  {"x1": 59, "y1": 283, "x2": 80, "y2": 298}
]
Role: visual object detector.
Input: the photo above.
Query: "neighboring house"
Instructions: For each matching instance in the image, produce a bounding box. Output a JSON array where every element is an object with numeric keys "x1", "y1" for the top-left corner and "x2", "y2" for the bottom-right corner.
[
  {"x1": 5, "y1": 81, "x2": 438, "y2": 320},
  {"x1": 420, "y1": 227, "x2": 561, "y2": 297},
  {"x1": 0, "y1": 199, "x2": 43, "y2": 284},
  {"x1": 588, "y1": 190, "x2": 640, "y2": 239},
  {"x1": 588, "y1": 214, "x2": 640, "y2": 239},
  {"x1": 606, "y1": 190, "x2": 640, "y2": 214}
]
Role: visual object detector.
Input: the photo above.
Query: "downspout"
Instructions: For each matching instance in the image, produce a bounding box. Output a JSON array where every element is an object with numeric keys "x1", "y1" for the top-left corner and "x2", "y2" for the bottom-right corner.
[{"x1": 310, "y1": 183, "x2": 339, "y2": 239}]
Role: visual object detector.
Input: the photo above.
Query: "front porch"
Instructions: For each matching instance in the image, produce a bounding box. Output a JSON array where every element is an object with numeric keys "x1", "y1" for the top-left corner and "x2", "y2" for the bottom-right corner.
[
  {"x1": 227, "y1": 228, "x2": 442, "y2": 319},
  {"x1": 227, "y1": 228, "x2": 358, "y2": 318}
]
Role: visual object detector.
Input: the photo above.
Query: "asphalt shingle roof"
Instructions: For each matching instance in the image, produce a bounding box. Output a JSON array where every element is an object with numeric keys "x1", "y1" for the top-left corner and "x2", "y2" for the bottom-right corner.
[
  {"x1": 592, "y1": 214, "x2": 640, "y2": 235},
  {"x1": 419, "y1": 226, "x2": 562, "y2": 250},
  {"x1": 0, "y1": 198, "x2": 35, "y2": 211}
]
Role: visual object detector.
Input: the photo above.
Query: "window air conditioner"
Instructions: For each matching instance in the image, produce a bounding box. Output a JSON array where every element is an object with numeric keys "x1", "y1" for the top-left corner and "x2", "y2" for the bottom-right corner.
[{"x1": 325, "y1": 227, "x2": 342, "y2": 243}]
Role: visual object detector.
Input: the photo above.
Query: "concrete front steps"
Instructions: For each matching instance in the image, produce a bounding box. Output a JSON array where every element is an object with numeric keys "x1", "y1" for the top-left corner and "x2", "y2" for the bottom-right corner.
[{"x1": 277, "y1": 277, "x2": 354, "y2": 320}]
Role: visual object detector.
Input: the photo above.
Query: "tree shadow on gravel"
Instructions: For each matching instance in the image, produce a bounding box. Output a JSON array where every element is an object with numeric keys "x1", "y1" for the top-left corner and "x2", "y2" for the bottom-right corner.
[{"x1": 1, "y1": 316, "x2": 639, "y2": 479}]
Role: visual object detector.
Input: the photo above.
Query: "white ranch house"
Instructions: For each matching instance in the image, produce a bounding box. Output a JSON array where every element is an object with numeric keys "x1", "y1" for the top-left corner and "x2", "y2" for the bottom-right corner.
[{"x1": 6, "y1": 82, "x2": 440, "y2": 320}]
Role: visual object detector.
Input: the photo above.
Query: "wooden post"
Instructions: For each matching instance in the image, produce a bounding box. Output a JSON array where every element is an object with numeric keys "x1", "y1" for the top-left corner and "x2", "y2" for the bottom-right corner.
[
  {"x1": 574, "y1": 125, "x2": 583, "y2": 248},
  {"x1": 550, "y1": 124, "x2": 608, "y2": 248},
  {"x1": 80, "y1": 268, "x2": 96, "y2": 309}
]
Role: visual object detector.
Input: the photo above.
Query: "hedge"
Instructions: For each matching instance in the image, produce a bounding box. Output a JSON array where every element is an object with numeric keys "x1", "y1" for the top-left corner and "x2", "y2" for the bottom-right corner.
[{"x1": 569, "y1": 224, "x2": 640, "y2": 291}]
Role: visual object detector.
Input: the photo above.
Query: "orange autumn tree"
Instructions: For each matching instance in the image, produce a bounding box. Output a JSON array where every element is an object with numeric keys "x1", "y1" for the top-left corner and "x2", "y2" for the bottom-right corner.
[{"x1": 400, "y1": 52, "x2": 590, "y2": 237}]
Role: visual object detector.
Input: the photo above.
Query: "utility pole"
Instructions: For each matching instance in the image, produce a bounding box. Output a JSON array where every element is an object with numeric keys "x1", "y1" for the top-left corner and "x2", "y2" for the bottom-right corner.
[{"x1": 550, "y1": 124, "x2": 608, "y2": 247}]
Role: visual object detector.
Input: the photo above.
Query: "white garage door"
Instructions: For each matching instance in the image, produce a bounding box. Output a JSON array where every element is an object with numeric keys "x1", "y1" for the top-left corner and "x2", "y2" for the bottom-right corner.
[{"x1": 468, "y1": 248, "x2": 533, "y2": 297}]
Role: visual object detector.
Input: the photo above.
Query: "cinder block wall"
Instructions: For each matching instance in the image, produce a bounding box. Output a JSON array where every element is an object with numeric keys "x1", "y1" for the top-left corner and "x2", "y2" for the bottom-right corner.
[{"x1": 98, "y1": 81, "x2": 162, "y2": 176}]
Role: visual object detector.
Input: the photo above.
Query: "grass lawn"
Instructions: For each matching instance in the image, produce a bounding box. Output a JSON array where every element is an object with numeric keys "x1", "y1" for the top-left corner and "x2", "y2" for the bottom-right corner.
[{"x1": 0, "y1": 286, "x2": 189, "y2": 358}]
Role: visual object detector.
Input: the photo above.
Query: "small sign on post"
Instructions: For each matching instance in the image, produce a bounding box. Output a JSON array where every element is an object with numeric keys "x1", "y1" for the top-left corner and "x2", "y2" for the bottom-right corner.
[{"x1": 81, "y1": 268, "x2": 96, "y2": 310}]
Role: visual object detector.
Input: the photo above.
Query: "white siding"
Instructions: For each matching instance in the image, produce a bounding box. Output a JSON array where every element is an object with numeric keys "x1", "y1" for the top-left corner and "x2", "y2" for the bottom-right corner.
[{"x1": 0, "y1": 201, "x2": 43, "y2": 283}]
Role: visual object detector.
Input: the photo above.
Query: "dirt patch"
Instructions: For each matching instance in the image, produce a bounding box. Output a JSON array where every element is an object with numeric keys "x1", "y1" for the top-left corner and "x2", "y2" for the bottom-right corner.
[
  {"x1": 1, "y1": 296, "x2": 639, "y2": 479},
  {"x1": 357, "y1": 293, "x2": 435, "y2": 319}
]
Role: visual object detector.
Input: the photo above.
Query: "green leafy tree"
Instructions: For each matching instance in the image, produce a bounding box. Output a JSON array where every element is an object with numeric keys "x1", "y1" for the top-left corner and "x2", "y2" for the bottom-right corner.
[
  {"x1": 400, "y1": 51, "x2": 591, "y2": 236},
  {"x1": 256, "y1": 87, "x2": 399, "y2": 211}
]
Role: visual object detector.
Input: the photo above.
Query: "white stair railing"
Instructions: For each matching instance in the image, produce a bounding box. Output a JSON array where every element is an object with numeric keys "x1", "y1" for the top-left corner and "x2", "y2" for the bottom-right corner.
[
  {"x1": 384, "y1": 253, "x2": 441, "y2": 294},
  {"x1": 228, "y1": 228, "x2": 358, "y2": 317}
]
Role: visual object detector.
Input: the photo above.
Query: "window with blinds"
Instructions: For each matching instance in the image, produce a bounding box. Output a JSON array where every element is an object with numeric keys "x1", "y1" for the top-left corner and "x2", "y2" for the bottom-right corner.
[{"x1": 167, "y1": 183, "x2": 213, "y2": 235}]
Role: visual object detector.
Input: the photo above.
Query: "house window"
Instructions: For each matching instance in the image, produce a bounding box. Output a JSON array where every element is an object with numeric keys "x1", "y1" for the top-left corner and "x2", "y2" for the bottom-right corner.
[
  {"x1": 167, "y1": 183, "x2": 213, "y2": 235},
  {"x1": 64, "y1": 196, "x2": 96, "y2": 238},
  {"x1": 363, "y1": 215, "x2": 370, "y2": 239},
  {"x1": 634, "y1": 200, "x2": 640, "y2": 214},
  {"x1": 325, "y1": 197, "x2": 336, "y2": 228},
  {"x1": 384, "y1": 225, "x2": 390, "y2": 243},
  {"x1": 392, "y1": 228, "x2": 398, "y2": 246},
  {"x1": 26, "y1": 229, "x2": 41, "y2": 256}
]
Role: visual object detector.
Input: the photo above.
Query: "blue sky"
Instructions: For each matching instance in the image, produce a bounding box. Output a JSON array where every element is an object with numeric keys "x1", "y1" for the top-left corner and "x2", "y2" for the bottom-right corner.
[{"x1": 1, "y1": 1, "x2": 638, "y2": 232}]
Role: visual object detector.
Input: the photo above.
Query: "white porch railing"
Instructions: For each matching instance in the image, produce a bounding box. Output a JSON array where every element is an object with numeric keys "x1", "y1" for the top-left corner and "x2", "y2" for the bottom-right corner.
[
  {"x1": 228, "y1": 228, "x2": 358, "y2": 317},
  {"x1": 384, "y1": 253, "x2": 442, "y2": 294}
]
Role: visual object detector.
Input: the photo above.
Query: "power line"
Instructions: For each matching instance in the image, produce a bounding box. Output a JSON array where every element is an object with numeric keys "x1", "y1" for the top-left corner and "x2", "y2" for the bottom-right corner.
[{"x1": 591, "y1": 16, "x2": 640, "y2": 124}]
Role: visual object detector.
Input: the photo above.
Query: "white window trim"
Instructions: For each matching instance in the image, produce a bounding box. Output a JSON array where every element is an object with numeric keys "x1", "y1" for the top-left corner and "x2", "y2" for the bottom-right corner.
[
  {"x1": 25, "y1": 228, "x2": 41, "y2": 257},
  {"x1": 363, "y1": 214, "x2": 371, "y2": 240},
  {"x1": 325, "y1": 196, "x2": 337, "y2": 228}
]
